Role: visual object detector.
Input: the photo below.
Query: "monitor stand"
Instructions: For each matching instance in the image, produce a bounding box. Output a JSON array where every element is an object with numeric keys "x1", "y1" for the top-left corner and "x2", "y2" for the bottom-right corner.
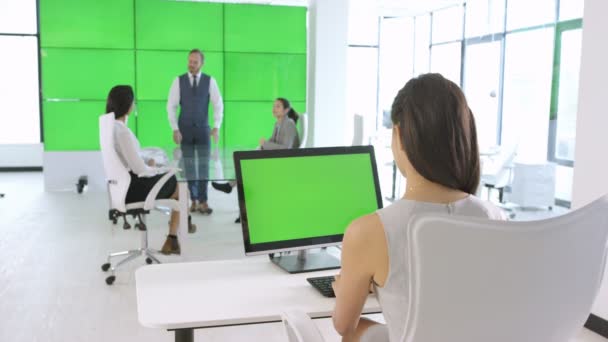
[{"x1": 269, "y1": 249, "x2": 341, "y2": 274}]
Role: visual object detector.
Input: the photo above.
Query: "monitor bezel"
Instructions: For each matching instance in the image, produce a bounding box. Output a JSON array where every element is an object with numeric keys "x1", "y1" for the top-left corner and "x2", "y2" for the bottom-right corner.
[{"x1": 233, "y1": 145, "x2": 384, "y2": 255}]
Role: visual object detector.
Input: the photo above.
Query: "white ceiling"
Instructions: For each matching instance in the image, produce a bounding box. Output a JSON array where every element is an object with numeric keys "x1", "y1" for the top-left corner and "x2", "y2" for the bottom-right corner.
[{"x1": 179, "y1": 0, "x2": 464, "y2": 16}]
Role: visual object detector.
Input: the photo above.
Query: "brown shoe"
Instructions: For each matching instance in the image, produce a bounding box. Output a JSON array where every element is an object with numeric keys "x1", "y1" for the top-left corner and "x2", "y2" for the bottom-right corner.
[
  {"x1": 198, "y1": 202, "x2": 213, "y2": 215},
  {"x1": 190, "y1": 200, "x2": 198, "y2": 213},
  {"x1": 160, "y1": 236, "x2": 181, "y2": 255}
]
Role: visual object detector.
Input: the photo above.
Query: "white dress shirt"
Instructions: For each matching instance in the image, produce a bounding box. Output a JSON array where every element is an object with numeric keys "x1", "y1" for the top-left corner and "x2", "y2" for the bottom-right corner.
[
  {"x1": 166, "y1": 71, "x2": 224, "y2": 131},
  {"x1": 114, "y1": 120, "x2": 159, "y2": 177}
]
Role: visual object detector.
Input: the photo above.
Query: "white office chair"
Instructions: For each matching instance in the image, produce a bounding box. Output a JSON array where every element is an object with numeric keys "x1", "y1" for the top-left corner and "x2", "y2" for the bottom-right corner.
[
  {"x1": 299, "y1": 113, "x2": 308, "y2": 149},
  {"x1": 509, "y1": 162, "x2": 557, "y2": 209},
  {"x1": 283, "y1": 195, "x2": 608, "y2": 342},
  {"x1": 99, "y1": 113, "x2": 180, "y2": 285},
  {"x1": 352, "y1": 114, "x2": 364, "y2": 146},
  {"x1": 480, "y1": 144, "x2": 517, "y2": 203},
  {"x1": 403, "y1": 194, "x2": 608, "y2": 342},
  {"x1": 281, "y1": 310, "x2": 324, "y2": 342}
]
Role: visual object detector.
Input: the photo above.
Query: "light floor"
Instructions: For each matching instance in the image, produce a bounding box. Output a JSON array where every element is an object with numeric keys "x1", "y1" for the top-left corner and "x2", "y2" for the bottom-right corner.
[{"x1": 0, "y1": 172, "x2": 605, "y2": 342}]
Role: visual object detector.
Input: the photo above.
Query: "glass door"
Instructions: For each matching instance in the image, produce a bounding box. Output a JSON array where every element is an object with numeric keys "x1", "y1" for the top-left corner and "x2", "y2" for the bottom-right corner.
[
  {"x1": 549, "y1": 19, "x2": 583, "y2": 166},
  {"x1": 548, "y1": 19, "x2": 583, "y2": 203}
]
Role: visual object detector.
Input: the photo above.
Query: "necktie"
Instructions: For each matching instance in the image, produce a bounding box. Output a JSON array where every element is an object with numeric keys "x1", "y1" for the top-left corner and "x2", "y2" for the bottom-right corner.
[{"x1": 192, "y1": 75, "x2": 197, "y2": 89}]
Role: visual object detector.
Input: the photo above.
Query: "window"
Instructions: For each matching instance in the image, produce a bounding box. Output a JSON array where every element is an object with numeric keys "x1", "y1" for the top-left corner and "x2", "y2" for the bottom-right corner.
[
  {"x1": 463, "y1": 41, "x2": 502, "y2": 151},
  {"x1": 465, "y1": 0, "x2": 505, "y2": 37},
  {"x1": 348, "y1": 1, "x2": 379, "y2": 46},
  {"x1": 432, "y1": 5, "x2": 464, "y2": 43},
  {"x1": 430, "y1": 42, "x2": 462, "y2": 85},
  {"x1": 0, "y1": 36, "x2": 40, "y2": 144},
  {"x1": 347, "y1": 47, "x2": 379, "y2": 140},
  {"x1": 559, "y1": 0, "x2": 584, "y2": 21},
  {"x1": 379, "y1": 17, "x2": 414, "y2": 114},
  {"x1": 414, "y1": 15, "x2": 431, "y2": 75},
  {"x1": 501, "y1": 28, "x2": 554, "y2": 162},
  {"x1": 506, "y1": 0, "x2": 556, "y2": 31},
  {"x1": 553, "y1": 28, "x2": 582, "y2": 162},
  {"x1": 0, "y1": 0, "x2": 37, "y2": 34}
]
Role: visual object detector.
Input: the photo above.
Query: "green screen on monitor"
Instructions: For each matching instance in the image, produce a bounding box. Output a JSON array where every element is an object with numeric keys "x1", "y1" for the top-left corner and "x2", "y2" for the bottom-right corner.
[
  {"x1": 40, "y1": 0, "x2": 134, "y2": 49},
  {"x1": 224, "y1": 4, "x2": 306, "y2": 53},
  {"x1": 136, "y1": 50, "x2": 224, "y2": 101},
  {"x1": 224, "y1": 53, "x2": 306, "y2": 101},
  {"x1": 237, "y1": 149, "x2": 381, "y2": 249},
  {"x1": 41, "y1": 48, "x2": 135, "y2": 100},
  {"x1": 135, "y1": 0, "x2": 223, "y2": 51}
]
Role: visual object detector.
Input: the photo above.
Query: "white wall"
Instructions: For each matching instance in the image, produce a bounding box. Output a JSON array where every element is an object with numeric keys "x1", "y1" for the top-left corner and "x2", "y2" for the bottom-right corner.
[
  {"x1": 0, "y1": 144, "x2": 42, "y2": 167},
  {"x1": 572, "y1": 0, "x2": 608, "y2": 321},
  {"x1": 307, "y1": 0, "x2": 349, "y2": 147},
  {"x1": 44, "y1": 152, "x2": 106, "y2": 192}
]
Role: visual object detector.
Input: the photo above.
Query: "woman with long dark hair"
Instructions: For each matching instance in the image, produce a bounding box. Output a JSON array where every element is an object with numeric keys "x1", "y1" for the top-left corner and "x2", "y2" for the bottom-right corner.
[
  {"x1": 259, "y1": 97, "x2": 300, "y2": 149},
  {"x1": 107, "y1": 85, "x2": 193, "y2": 255},
  {"x1": 331, "y1": 74, "x2": 505, "y2": 341}
]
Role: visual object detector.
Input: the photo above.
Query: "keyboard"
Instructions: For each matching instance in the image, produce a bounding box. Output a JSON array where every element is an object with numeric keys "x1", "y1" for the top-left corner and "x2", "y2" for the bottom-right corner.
[{"x1": 307, "y1": 275, "x2": 336, "y2": 297}]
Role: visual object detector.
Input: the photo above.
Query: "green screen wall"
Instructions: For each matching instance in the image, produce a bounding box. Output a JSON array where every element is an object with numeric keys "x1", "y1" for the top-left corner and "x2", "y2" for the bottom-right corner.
[{"x1": 40, "y1": 0, "x2": 307, "y2": 151}]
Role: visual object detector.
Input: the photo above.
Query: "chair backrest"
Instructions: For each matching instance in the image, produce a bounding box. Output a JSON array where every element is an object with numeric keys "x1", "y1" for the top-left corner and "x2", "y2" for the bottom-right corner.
[
  {"x1": 99, "y1": 113, "x2": 130, "y2": 213},
  {"x1": 352, "y1": 114, "x2": 364, "y2": 146},
  {"x1": 510, "y1": 162, "x2": 557, "y2": 207},
  {"x1": 403, "y1": 195, "x2": 608, "y2": 342},
  {"x1": 281, "y1": 310, "x2": 324, "y2": 342},
  {"x1": 298, "y1": 113, "x2": 308, "y2": 149}
]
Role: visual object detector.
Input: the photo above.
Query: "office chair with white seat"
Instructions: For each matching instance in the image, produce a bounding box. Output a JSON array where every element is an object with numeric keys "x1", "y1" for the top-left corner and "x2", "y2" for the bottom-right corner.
[
  {"x1": 403, "y1": 195, "x2": 608, "y2": 342},
  {"x1": 283, "y1": 195, "x2": 608, "y2": 342},
  {"x1": 99, "y1": 113, "x2": 181, "y2": 285},
  {"x1": 509, "y1": 161, "x2": 557, "y2": 210},
  {"x1": 298, "y1": 113, "x2": 308, "y2": 148},
  {"x1": 281, "y1": 310, "x2": 324, "y2": 342}
]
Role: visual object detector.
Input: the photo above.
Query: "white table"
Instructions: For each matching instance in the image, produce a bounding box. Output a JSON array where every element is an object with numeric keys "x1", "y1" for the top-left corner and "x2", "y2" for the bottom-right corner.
[{"x1": 136, "y1": 258, "x2": 382, "y2": 342}]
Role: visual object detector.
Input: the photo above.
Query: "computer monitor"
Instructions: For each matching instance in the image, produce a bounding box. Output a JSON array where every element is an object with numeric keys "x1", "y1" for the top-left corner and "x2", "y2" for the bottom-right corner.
[{"x1": 234, "y1": 146, "x2": 383, "y2": 273}]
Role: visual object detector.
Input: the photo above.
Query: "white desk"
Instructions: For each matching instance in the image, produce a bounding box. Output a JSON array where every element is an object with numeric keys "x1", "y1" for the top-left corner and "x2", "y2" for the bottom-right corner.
[{"x1": 136, "y1": 258, "x2": 382, "y2": 342}]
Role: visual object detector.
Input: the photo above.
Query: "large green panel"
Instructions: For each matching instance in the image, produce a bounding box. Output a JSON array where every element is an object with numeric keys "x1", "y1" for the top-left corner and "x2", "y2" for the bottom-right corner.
[
  {"x1": 137, "y1": 101, "x2": 224, "y2": 148},
  {"x1": 225, "y1": 4, "x2": 306, "y2": 53},
  {"x1": 42, "y1": 48, "x2": 135, "y2": 100},
  {"x1": 43, "y1": 100, "x2": 139, "y2": 151},
  {"x1": 136, "y1": 101, "x2": 175, "y2": 148},
  {"x1": 224, "y1": 101, "x2": 305, "y2": 148},
  {"x1": 136, "y1": 51, "x2": 224, "y2": 101},
  {"x1": 224, "y1": 53, "x2": 306, "y2": 101},
  {"x1": 40, "y1": 0, "x2": 134, "y2": 48},
  {"x1": 135, "y1": 0, "x2": 223, "y2": 51}
]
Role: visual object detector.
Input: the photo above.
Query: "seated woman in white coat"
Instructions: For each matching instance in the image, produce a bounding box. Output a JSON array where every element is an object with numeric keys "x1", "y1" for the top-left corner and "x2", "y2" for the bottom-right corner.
[{"x1": 107, "y1": 85, "x2": 194, "y2": 255}]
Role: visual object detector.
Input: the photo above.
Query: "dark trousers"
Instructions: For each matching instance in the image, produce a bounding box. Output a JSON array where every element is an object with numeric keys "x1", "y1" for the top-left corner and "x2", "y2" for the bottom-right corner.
[{"x1": 180, "y1": 127, "x2": 211, "y2": 203}]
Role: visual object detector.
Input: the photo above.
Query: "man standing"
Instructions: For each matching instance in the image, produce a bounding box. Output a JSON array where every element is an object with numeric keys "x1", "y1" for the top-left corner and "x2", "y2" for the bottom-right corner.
[{"x1": 167, "y1": 49, "x2": 223, "y2": 214}]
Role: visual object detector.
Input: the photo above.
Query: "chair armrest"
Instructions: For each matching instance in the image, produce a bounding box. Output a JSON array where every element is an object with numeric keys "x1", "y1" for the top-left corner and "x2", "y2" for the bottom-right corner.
[
  {"x1": 281, "y1": 310, "x2": 324, "y2": 342},
  {"x1": 143, "y1": 167, "x2": 179, "y2": 210}
]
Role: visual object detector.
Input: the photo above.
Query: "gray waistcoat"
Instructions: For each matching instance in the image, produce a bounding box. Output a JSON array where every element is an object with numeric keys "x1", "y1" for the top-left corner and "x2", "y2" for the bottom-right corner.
[{"x1": 178, "y1": 73, "x2": 211, "y2": 143}]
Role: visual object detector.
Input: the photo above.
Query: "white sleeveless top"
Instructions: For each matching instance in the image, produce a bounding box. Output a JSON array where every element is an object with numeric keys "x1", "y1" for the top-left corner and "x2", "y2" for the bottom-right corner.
[{"x1": 373, "y1": 196, "x2": 504, "y2": 342}]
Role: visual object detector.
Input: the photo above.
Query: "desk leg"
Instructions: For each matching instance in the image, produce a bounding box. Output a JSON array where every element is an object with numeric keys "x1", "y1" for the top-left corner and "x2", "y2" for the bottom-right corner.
[
  {"x1": 175, "y1": 329, "x2": 193, "y2": 342},
  {"x1": 178, "y1": 182, "x2": 188, "y2": 237}
]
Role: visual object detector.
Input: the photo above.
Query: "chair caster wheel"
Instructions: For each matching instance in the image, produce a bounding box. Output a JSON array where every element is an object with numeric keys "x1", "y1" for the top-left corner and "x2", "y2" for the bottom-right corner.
[
  {"x1": 101, "y1": 263, "x2": 111, "y2": 272},
  {"x1": 105, "y1": 275, "x2": 116, "y2": 285},
  {"x1": 145, "y1": 257, "x2": 153, "y2": 264}
]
